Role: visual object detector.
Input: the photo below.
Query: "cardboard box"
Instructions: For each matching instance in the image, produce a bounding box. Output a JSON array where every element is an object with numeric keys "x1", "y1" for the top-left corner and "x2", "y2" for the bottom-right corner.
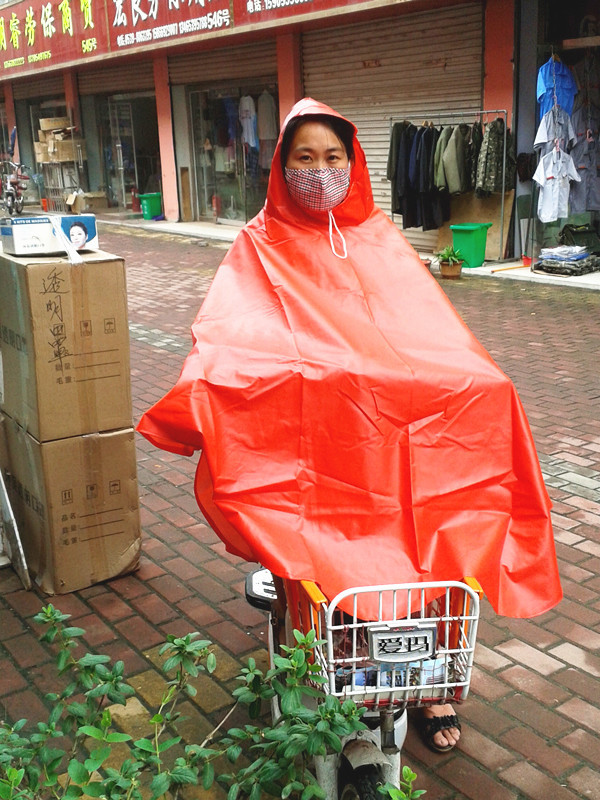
[
  {"x1": 34, "y1": 142, "x2": 49, "y2": 163},
  {"x1": 83, "y1": 192, "x2": 109, "y2": 211},
  {"x1": 48, "y1": 138, "x2": 86, "y2": 162},
  {"x1": 66, "y1": 192, "x2": 86, "y2": 214},
  {"x1": 1, "y1": 214, "x2": 100, "y2": 255},
  {"x1": 39, "y1": 117, "x2": 71, "y2": 131},
  {"x1": 0, "y1": 415, "x2": 141, "y2": 594},
  {"x1": 0, "y1": 248, "x2": 132, "y2": 441}
]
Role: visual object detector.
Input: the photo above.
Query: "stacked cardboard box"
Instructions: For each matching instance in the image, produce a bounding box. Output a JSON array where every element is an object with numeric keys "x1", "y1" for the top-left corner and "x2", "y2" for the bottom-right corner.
[
  {"x1": 35, "y1": 118, "x2": 87, "y2": 164},
  {"x1": 0, "y1": 248, "x2": 141, "y2": 593}
]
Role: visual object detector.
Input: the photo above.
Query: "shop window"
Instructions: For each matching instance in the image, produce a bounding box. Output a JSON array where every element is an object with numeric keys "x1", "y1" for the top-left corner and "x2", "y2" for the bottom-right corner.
[{"x1": 189, "y1": 86, "x2": 278, "y2": 223}]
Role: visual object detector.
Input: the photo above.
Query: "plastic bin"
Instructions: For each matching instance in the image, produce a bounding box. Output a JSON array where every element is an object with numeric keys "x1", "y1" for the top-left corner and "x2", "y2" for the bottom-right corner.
[
  {"x1": 139, "y1": 192, "x2": 162, "y2": 220},
  {"x1": 450, "y1": 222, "x2": 492, "y2": 268}
]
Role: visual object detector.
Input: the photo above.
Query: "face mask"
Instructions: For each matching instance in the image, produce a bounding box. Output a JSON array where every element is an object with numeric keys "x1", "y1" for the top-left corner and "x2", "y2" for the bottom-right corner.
[{"x1": 284, "y1": 165, "x2": 351, "y2": 211}]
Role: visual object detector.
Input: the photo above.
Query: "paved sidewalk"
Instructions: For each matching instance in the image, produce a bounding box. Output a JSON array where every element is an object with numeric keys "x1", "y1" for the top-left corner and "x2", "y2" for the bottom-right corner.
[{"x1": 2, "y1": 223, "x2": 600, "y2": 799}]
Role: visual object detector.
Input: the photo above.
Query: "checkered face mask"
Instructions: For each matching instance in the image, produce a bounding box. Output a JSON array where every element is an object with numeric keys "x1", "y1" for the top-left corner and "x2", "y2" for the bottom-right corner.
[{"x1": 284, "y1": 165, "x2": 351, "y2": 211}]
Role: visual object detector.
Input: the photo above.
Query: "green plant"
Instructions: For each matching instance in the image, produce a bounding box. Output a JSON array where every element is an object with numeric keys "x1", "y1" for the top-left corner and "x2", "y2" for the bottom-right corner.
[
  {"x1": 435, "y1": 245, "x2": 462, "y2": 265},
  {"x1": 379, "y1": 767, "x2": 426, "y2": 799},
  {"x1": 1, "y1": 606, "x2": 408, "y2": 800}
]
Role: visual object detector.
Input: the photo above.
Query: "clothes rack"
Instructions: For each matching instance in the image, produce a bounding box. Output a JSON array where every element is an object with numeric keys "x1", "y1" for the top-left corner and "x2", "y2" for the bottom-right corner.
[{"x1": 389, "y1": 108, "x2": 508, "y2": 261}]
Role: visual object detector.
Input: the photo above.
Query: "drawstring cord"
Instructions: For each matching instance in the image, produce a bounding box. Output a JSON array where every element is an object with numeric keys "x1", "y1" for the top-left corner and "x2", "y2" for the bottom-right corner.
[{"x1": 328, "y1": 210, "x2": 348, "y2": 259}]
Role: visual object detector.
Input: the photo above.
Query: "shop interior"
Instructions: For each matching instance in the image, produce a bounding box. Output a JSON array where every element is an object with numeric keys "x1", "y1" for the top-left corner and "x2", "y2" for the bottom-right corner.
[{"x1": 189, "y1": 85, "x2": 278, "y2": 224}]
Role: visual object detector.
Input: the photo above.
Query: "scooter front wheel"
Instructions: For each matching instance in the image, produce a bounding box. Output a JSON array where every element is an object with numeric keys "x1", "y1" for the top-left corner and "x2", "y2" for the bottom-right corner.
[
  {"x1": 5, "y1": 194, "x2": 14, "y2": 215},
  {"x1": 15, "y1": 198, "x2": 24, "y2": 214},
  {"x1": 339, "y1": 766, "x2": 382, "y2": 800}
]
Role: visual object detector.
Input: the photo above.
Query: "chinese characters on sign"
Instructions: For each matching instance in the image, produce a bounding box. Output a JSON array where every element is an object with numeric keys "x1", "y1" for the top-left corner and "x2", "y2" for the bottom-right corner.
[
  {"x1": 0, "y1": 0, "x2": 372, "y2": 77},
  {"x1": 111, "y1": 0, "x2": 231, "y2": 50},
  {"x1": 0, "y1": 0, "x2": 105, "y2": 73}
]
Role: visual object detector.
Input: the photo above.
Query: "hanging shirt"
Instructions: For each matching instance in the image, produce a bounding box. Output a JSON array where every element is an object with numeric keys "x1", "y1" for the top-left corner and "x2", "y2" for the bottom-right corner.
[
  {"x1": 536, "y1": 57, "x2": 578, "y2": 120},
  {"x1": 534, "y1": 106, "x2": 576, "y2": 156},
  {"x1": 257, "y1": 91, "x2": 279, "y2": 140},
  {"x1": 569, "y1": 103, "x2": 600, "y2": 213},
  {"x1": 239, "y1": 94, "x2": 258, "y2": 149},
  {"x1": 533, "y1": 148, "x2": 581, "y2": 222},
  {"x1": 137, "y1": 98, "x2": 562, "y2": 622}
]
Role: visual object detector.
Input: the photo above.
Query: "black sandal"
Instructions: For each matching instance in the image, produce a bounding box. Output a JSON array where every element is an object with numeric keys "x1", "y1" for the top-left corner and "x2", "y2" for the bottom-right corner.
[{"x1": 418, "y1": 712, "x2": 462, "y2": 753}]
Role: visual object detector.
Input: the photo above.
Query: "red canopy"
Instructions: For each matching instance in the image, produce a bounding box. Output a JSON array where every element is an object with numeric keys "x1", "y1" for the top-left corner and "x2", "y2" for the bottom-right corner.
[{"x1": 137, "y1": 99, "x2": 562, "y2": 621}]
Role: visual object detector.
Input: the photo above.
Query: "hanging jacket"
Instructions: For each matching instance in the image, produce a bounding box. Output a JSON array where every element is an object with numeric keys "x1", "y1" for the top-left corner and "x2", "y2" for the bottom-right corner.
[
  {"x1": 137, "y1": 98, "x2": 561, "y2": 621},
  {"x1": 433, "y1": 125, "x2": 453, "y2": 189},
  {"x1": 476, "y1": 118, "x2": 516, "y2": 196},
  {"x1": 470, "y1": 120, "x2": 484, "y2": 189},
  {"x1": 394, "y1": 123, "x2": 419, "y2": 228},
  {"x1": 442, "y1": 123, "x2": 471, "y2": 194}
]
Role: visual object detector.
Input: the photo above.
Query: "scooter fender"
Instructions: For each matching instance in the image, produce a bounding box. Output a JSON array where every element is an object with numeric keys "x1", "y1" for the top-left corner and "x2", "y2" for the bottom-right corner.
[{"x1": 342, "y1": 735, "x2": 394, "y2": 771}]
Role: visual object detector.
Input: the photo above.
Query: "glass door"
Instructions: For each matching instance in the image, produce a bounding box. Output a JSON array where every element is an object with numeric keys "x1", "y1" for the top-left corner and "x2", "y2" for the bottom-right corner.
[
  {"x1": 190, "y1": 86, "x2": 278, "y2": 223},
  {"x1": 108, "y1": 101, "x2": 138, "y2": 208},
  {"x1": 190, "y1": 89, "x2": 246, "y2": 222}
]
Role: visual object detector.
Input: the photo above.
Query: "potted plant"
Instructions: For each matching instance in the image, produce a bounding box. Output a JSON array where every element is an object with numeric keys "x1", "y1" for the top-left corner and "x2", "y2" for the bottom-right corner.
[{"x1": 435, "y1": 244, "x2": 464, "y2": 279}]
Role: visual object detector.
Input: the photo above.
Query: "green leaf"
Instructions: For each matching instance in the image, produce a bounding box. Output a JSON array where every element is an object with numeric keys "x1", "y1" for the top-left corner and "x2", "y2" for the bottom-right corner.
[
  {"x1": 156, "y1": 736, "x2": 181, "y2": 753},
  {"x1": 133, "y1": 739, "x2": 156, "y2": 753},
  {"x1": 62, "y1": 627, "x2": 86, "y2": 638},
  {"x1": 105, "y1": 732, "x2": 132, "y2": 743},
  {"x1": 78, "y1": 726, "x2": 105, "y2": 741},
  {"x1": 206, "y1": 652, "x2": 217, "y2": 674},
  {"x1": 82, "y1": 782, "x2": 106, "y2": 797},
  {"x1": 67, "y1": 760, "x2": 90, "y2": 785},
  {"x1": 0, "y1": 785, "x2": 12, "y2": 800},
  {"x1": 227, "y1": 783, "x2": 240, "y2": 800},
  {"x1": 77, "y1": 654, "x2": 111, "y2": 667},
  {"x1": 226, "y1": 745, "x2": 242, "y2": 763},
  {"x1": 202, "y1": 762, "x2": 214, "y2": 791},
  {"x1": 84, "y1": 746, "x2": 112, "y2": 772},
  {"x1": 249, "y1": 783, "x2": 261, "y2": 800},
  {"x1": 63, "y1": 785, "x2": 84, "y2": 800},
  {"x1": 150, "y1": 772, "x2": 171, "y2": 799},
  {"x1": 280, "y1": 687, "x2": 302, "y2": 714}
]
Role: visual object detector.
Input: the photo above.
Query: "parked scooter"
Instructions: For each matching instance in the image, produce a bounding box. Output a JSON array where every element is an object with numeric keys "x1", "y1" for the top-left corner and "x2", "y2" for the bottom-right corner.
[
  {"x1": 1, "y1": 159, "x2": 30, "y2": 215},
  {"x1": 247, "y1": 570, "x2": 481, "y2": 798}
]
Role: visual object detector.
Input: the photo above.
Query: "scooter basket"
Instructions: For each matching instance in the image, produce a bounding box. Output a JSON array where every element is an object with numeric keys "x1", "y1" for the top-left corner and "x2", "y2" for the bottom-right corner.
[{"x1": 287, "y1": 580, "x2": 480, "y2": 710}]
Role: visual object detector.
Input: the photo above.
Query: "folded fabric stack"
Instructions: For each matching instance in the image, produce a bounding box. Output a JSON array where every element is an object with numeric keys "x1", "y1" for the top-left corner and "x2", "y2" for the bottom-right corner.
[{"x1": 532, "y1": 245, "x2": 600, "y2": 276}]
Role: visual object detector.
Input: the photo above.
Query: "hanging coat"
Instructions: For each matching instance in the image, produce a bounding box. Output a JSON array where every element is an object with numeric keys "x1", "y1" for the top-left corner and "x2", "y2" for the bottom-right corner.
[{"x1": 137, "y1": 98, "x2": 562, "y2": 622}]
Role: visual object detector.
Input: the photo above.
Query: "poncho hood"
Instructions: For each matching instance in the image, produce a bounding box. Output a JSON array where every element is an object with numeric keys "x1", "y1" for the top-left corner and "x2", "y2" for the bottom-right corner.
[
  {"x1": 137, "y1": 99, "x2": 562, "y2": 620},
  {"x1": 264, "y1": 97, "x2": 374, "y2": 232}
]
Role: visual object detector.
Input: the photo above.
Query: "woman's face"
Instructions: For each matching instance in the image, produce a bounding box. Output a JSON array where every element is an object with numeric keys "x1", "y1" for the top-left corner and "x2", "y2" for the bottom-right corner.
[
  {"x1": 285, "y1": 121, "x2": 349, "y2": 170},
  {"x1": 70, "y1": 225, "x2": 87, "y2": 249}
]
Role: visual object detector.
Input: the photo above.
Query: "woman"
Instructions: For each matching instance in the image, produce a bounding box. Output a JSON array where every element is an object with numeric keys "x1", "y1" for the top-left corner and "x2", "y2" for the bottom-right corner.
[{"x1": 137, "y1": 99, "x2": 562, "y2": 752}]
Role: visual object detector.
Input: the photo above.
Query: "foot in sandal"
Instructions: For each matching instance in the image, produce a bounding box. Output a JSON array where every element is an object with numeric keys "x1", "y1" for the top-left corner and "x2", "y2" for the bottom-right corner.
[{"x1": 419, "y1": 704, "x2": 462, "y2": 753}]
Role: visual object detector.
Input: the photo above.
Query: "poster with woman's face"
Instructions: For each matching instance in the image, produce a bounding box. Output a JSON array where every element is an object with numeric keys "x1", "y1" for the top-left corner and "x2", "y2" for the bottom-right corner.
[{"x1": 59, "y1": 215, "x2": 99, "y2": 251}]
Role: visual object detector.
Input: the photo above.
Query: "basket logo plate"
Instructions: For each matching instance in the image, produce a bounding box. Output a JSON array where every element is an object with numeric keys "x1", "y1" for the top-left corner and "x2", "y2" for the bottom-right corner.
[{"x1": 368, "y1": 621, "x2": 437, "y2": 663}]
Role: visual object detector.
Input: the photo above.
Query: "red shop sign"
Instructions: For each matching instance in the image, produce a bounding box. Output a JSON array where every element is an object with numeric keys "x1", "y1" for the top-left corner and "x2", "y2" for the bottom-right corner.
[
  {"x1": 108, "y1": 0, "x2": 231, "y2": 53},
  {"x1": 0, "y1": 0, "x2": 110, "y2": 77}
]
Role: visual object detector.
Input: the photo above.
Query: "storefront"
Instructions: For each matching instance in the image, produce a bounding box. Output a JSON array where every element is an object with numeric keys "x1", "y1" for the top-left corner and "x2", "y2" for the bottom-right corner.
[
  {"x1": 302, "y1": 2, "x2": 485, "y2": 252},
  {"x1": 168, "y1": 41, "x2": 278, "y2": 223},
  {"x1": 0, "y1": 0, "x2": 515, "y2": 236},
  {"x1": 516, "y1": 0, "x2": 599, "y2": 259},
  {"x1": 78, "y1": 61, "x2": 159, "y2": 208}
]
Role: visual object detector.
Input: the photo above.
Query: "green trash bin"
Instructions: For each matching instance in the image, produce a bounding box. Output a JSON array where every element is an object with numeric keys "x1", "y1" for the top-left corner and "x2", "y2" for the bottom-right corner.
[
  {"x1": 139, "y1": 192, "x2": 162, "y2": 220},
  {"x1": 450, "y1": 223, "x2": 492, "y2": 268}
]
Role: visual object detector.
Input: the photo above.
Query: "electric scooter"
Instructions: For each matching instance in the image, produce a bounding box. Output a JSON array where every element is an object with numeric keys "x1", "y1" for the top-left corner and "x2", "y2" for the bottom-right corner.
[
  {"x1": 1, "y1": 159, "x2": 30, "y2": 215},
  {"x1": 247, "y1": 569, "x2": 481, "y2": 798}
]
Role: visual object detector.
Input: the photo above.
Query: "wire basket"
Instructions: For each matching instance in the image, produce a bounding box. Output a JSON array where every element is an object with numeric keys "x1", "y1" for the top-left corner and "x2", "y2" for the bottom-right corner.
[{"x1": 289, "y1": 580, "x2": 480, "y2": 710}]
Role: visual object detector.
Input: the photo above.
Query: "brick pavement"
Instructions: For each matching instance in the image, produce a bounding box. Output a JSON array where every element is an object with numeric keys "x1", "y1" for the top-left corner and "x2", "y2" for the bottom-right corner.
[{"x1": 2, "y1": 223, "x2": 600, "y2": 799}]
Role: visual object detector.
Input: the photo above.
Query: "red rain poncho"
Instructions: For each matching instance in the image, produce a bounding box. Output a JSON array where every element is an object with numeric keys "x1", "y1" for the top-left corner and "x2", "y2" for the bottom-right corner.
[{"x1": 138, "y1": 99, "x2": 562, "y2": 620}]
